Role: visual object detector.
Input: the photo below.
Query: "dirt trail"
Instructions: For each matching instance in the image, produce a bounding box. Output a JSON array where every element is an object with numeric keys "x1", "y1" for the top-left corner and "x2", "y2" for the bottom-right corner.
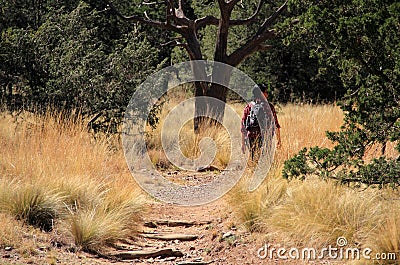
[{"x1": 122, "y1": 200, "x2": 263, "y2": 265}]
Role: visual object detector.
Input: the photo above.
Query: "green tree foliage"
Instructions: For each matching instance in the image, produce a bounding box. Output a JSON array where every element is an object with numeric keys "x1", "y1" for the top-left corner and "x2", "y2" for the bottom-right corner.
[
  {"x1": 239, "y1": 38, "x2": 346, "y2": 102},
  {"x1": 283, "y1": 0, "x2": 400, "y2": 187},
  {"x1": 234, "y1": 1, "x2": 347, "y2": 103},
  {"x1": 1, "y1": 0, "x2": 160, "y2": 132}
]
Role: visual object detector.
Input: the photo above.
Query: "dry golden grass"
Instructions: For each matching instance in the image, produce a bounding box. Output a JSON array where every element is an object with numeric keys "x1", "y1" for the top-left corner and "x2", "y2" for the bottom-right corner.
[
  {"x1": 0, "y1": 111, "x2": 145, "y2": 253},
  {"x1": 227, "y1": 103, "x2": 341, "y2": 209},
  {"x1": 0, "y1": 212, "x2": 53, "y2": 258},
  {"x1": 265, "y1": 179, "x2": 382, "y2": 245},
  {"x1": 364, "y1": 200, "x2": 400, "y2": 263},
  {"x1": 178, "y1": 120, "x2": 232, "y2": 169},
  {"x1": 275, "y1": 103, "x2": 343, "y2": 159},
  {"x1": 0, "y1": 213, "x2": 23, "y2": 248},
  {"x1": 227, "y1": 103, "x2": 400, "y2": 264}
]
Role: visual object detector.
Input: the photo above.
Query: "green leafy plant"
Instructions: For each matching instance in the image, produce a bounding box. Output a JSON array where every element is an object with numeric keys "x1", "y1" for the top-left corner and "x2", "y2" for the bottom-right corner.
[{"x1": 282, "y1": 0, "x2": 400, "y2": 187}]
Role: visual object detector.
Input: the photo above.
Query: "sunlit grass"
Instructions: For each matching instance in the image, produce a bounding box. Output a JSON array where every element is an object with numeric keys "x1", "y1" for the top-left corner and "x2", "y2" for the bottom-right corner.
[
  {"x1": 265, "y1": 179, "x2": 382, "y2": 246},
  {"x1": 144, "y1": 93, "x2": 399, "y2": 264},
  {"x1": 4, "y1": 96, "x2": 397, "y2": 263},
  {"x1": 68, "y1": 188, "x2": 144, "y2": 251},
  {"x1": 364, "y1": 202, "x2": 400, "y2": 263},
  {"x1": 178, "y1": 119, "x2": 232, "y2": 169},
  {"x1": 0, "y1": 213, "x2": 24, "y2": 249},
  {"x1": 227, "y1": 172, "x2": 287, "y2": 232},
  {"x1": 0, "y1": 178, "x2": 63, "y2": 231},
  {"x1": 0, "y1": 111, "x2": 145, "y2": 253}
]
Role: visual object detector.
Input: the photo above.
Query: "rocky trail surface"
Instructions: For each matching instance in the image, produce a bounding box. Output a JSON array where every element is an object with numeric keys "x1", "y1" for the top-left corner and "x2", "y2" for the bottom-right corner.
[{"x1": 115, "y1": 201, "x2": 262, "y2": 265}]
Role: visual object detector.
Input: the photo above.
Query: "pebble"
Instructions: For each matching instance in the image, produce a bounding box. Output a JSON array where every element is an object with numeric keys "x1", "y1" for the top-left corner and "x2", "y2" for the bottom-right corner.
[{"x1": 222, "y1": 231, "x2": 234, "y2": 239}]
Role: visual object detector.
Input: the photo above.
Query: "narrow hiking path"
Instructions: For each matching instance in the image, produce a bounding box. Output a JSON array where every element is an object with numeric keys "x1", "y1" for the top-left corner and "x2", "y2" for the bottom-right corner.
[
  {"x1": 110, "y1": 200, "x2": 343, "y2": 265},
  {"x1": 101, "y1": 169, "x2": 297, "y2": 265},
  {"x1": 108, "y1": 200, "x2": 264, "y2": 265}
]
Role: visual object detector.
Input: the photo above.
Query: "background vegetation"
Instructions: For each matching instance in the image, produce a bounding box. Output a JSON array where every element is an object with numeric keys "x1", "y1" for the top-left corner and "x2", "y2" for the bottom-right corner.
[{"x1": 282, "y1": 0, "x2": 399, "y2": 187}]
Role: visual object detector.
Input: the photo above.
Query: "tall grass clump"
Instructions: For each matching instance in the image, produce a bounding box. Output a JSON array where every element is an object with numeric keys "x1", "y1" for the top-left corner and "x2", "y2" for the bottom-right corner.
[
  {"x1": 364, "y1": 201, "x2": 400, "y2": 263},
  {"x1": 69, "y1": 187, "x2": 145, "y2": 251},
  {"x1": 0, "y1": 179, "x2": 63, "y2": 231},
  {"x1": 227, "y1": 172, "x2": 287, "y2": 232},
  {"x1": 266, "y1": 179, "x2": 382, "y2": 247},
  {"x1": 0, "y1": 110, "x2": 145, "y2": 252},
  {"x1": 69, "y1": 182, "x2": 144, "y2": 249}
]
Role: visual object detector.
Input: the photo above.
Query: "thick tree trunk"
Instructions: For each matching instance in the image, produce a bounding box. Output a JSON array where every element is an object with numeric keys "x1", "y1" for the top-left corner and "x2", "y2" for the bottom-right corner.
[
  {"x1": 193, "y1": 0, "x2": 232, "y2": 133},
  {"x1": 193, "y1": 64, "x2": 232, "y2": 133},
  {"x1": 189, "y1": 60, "x2": 210, "y2": 134},
  {"x1": 205, "y1": 83, "x2": 228, "y2": 122},
  {"x1": 193, "y1": 81, "x2": 208, "y2": 133},
  {"x1": 193, "y1": 83, "x2": 228, "y2": 134}
]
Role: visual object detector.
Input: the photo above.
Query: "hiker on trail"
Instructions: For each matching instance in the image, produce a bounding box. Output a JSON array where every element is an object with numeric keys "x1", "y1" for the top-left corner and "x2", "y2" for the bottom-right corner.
[{"x1": 241, "y1": 84, "x2": 281, "y2": 158}]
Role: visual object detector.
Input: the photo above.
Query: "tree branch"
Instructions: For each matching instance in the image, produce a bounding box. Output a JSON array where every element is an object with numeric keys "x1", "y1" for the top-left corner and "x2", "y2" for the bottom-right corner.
[
  {"x1": 160, "y1": 38, "x2": 196, "y2": 58},
  {"x1": 214, "y1": 0, "x2": 232, "y2": 62},
  {"x1": 165, "y1": 0, "x2": 194, "y2": 29},
  {"x1": 227, "y1": 1, "x2": 287, "y2": 66},
  {"x1": 195, "y1": 15, "x2": 219, "y2": 30},
  {"x1": 160, "y1": 39, "x2": 185, "y2": 47},
  {"x1": 258, "y1": 0, "x2": 288, "y2": 34},
  {"x1": 229, "y1": 0, "x2": 264, "y2": 26},
  {"x1": 228, "y1": 29, "x2": 276, "y2": 65},
  {"x1": 166, "y1": 0, "x2": 174, "y2": 25},
  {"x1": 195, "y1": 0, "x2": 264, "y2": 28},
  {"x1": 195, "y1": 0, "x2": 266, "y2": 28},
  {"x1": 217, "y1": 0, "x2": 227, "y2": 9},
  {"x1": 141, "y1": 1, "x2": 165, "y2": 5},
  {"x1": 104, "y1": 0, "x2": 183, "y2": 33},
  {"x1": 227, "y1": 0, "x2": 242, "y2": 9},
  {"x1": 257, "y1": 44, "x2": 273, "y2": 51}
]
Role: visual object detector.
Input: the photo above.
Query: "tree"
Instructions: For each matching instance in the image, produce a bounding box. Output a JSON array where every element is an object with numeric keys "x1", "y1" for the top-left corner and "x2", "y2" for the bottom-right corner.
[
  {"x1": 282, "y1": 0, "x2": 400, "y2": 187},
  {"x1": 100, "y1": 0, "x2": 288, "y2": 132}
]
